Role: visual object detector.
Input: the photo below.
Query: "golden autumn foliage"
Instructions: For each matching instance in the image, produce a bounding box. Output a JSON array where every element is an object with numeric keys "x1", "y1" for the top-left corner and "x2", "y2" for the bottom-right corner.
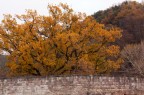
[{"x1": 0, "y1": 3, "x2": 122, "y2": 76}]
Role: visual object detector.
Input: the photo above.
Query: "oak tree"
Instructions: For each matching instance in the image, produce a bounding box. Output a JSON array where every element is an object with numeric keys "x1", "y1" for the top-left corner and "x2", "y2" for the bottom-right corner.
[{"x1": 0, "y1": 3, "x2": 122, "y2": 76}]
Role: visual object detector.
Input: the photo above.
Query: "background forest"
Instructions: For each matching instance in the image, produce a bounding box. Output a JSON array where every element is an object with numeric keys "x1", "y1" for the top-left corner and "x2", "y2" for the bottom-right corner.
[{"x1": 0, "y1": 1, "x2": 144, "y2": 77}]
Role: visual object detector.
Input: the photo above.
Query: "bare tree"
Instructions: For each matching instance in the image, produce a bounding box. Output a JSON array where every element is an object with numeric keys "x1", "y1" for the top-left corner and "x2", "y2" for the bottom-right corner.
[{"x1": 121, "y1": 41, "x2": 144, "y2": 76}]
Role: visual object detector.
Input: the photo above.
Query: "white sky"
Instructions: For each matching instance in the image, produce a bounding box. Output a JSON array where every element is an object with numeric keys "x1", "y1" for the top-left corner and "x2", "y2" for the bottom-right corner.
[{"x1": 0, "y1": 0, "x2": 142, "y2": 21}]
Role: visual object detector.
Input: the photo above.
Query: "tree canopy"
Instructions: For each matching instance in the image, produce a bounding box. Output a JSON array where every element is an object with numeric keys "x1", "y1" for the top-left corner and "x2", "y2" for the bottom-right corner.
[{"x1": 0, "y1": 3, "x2": 122, "y2": 76}]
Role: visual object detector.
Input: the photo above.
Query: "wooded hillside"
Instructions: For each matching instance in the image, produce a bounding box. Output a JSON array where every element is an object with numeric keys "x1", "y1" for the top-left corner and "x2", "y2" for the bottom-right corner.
[{"x1": 93, "y1": 1, "x2": 144, "y2": 47}]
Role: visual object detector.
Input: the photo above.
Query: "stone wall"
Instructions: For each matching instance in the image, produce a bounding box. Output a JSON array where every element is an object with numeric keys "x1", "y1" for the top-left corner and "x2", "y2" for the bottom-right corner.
[{"x1": 0, "y1": 75, "x2": 144, "y2": 95}]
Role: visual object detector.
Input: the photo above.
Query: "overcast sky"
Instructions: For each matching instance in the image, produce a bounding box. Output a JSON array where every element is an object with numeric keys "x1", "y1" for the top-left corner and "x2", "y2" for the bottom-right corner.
[{"x1": 0, "y1": 0, "x2": 142, "y2": 21}]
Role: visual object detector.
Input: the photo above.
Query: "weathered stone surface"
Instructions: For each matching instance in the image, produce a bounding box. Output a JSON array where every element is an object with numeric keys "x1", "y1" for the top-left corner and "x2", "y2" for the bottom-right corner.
[{"x1": 0, "y1": 76, "x2": 144, "y2": 95}]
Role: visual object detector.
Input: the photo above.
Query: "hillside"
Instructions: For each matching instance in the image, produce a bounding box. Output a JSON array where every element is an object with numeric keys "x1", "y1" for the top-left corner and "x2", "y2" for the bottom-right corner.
[{"x1": 93, "y1": 1, "x2": 144, "y2": 47}]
